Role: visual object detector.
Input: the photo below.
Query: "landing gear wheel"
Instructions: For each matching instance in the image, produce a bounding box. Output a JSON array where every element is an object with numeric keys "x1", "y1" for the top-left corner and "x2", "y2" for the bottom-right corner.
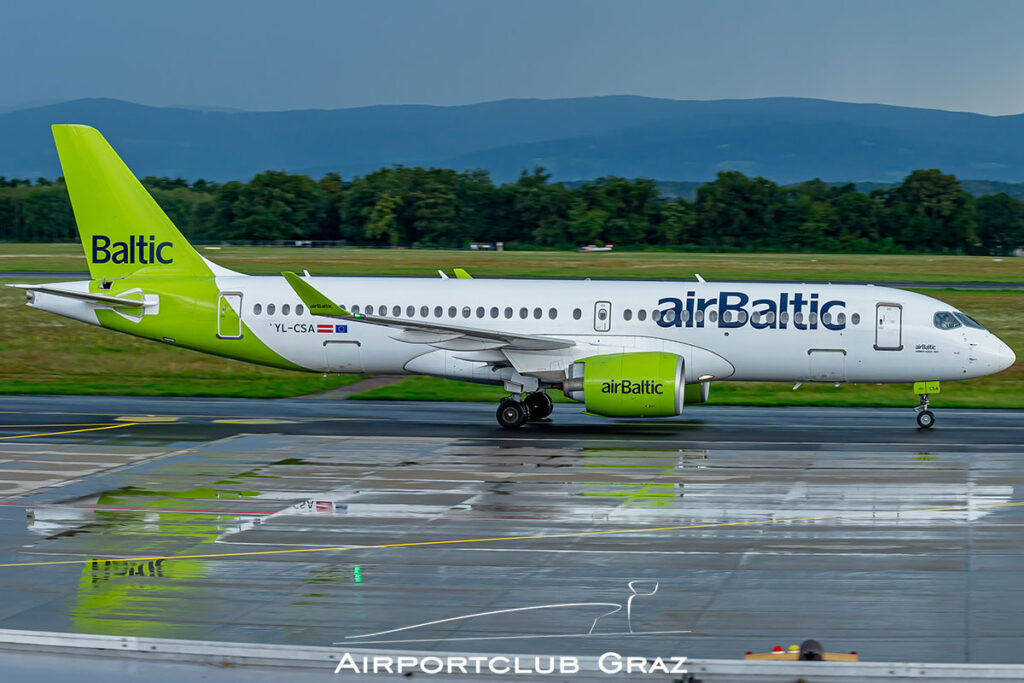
[
  {"x1": 524, "y1": 391, "x2": 554, "y2": 420},
  {"x1": 917, "y1": 410, "x2": 935, "y2": 429},
  {"x1": 497, "y1": 399, "x2": 529, "y2": 429}
]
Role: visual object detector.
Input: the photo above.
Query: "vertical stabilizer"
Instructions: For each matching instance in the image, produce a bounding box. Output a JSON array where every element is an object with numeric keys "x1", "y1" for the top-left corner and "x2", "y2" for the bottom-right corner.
[{"x1": 51, "y1": 124, "x2": 211, "y2": 280}]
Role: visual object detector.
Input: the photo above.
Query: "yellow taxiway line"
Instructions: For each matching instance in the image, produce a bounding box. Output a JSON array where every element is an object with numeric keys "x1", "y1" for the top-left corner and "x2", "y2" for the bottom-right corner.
[{"x1": 0, "y1": 422, "x2": 141, "y2": 440}]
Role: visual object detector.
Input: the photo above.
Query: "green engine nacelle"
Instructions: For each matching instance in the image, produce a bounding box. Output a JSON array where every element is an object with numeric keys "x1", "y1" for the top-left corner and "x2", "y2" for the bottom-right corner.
[{"x1": 563, "y1": 352, "x2": 684, "y2": 417}]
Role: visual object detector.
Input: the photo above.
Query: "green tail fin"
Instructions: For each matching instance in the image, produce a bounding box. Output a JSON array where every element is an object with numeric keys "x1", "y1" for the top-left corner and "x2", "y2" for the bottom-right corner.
[{"x1": 52, "y1": 124, "x2": 211, "y2": 280}]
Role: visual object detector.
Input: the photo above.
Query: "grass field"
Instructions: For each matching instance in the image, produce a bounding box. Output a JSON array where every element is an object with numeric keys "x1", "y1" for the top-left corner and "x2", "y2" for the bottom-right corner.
[
  {"x1": 3, "y1": 243, "x2": 1024, "y2": 283},
  {"x1": 0, "y1": 244, "x2": 1021, "y2": 407}
]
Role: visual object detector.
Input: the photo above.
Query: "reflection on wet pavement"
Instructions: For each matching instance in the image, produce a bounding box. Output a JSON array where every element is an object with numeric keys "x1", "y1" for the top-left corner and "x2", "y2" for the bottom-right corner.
[{"x1": 1, "y1": 432, "x2": 1023, "y2": 663}]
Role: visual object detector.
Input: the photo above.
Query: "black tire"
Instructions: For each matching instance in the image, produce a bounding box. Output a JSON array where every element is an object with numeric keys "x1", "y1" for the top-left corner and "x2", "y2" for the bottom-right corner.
[
  {"x1": 524, "y1": 391, "x2": 554, "y2": 419},
  {"x1": 917, "y1": 410, "x2": 935, "y2": 429},
  {"x1": 497, "y1": 399, "x2": 529, "y2": 429}
]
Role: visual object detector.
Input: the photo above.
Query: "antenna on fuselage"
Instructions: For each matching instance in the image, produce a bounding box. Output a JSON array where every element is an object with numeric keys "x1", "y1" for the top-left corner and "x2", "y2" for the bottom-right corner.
[{"x1": 695, "y1": 273, "x2": 706, "y2": 283}]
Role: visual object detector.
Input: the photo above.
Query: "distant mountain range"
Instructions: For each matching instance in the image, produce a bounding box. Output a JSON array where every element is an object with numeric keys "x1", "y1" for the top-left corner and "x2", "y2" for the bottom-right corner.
[{"x1": 3, "y1": 96, "x2": 1024, "y2": 187}]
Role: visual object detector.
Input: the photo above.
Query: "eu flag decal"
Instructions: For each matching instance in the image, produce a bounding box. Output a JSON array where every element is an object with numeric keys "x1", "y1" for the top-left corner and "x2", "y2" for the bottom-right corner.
[{"x1": 335, "y1": 325, "x2": 348, "y2": 333}]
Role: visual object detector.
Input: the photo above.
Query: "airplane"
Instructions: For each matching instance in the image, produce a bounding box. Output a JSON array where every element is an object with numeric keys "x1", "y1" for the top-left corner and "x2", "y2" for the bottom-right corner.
[{"x1": 10, "y1": 125, "x2": 1017, "y2": 429}]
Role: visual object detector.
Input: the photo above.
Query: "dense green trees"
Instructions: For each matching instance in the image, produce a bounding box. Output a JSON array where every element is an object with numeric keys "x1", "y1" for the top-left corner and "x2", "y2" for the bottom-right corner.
[{"x1": 1, "y1": 166, "x2": 1022, "y2": 254}]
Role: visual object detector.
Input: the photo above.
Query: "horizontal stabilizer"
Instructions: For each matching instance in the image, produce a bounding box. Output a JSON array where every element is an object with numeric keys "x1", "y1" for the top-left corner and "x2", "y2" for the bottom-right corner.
[{"x1": 8, "y1": 284, "x2": 150, "y2": 308}]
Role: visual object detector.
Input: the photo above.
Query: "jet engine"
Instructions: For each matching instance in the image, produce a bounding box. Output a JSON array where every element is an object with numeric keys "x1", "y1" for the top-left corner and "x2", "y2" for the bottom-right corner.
[{"x1": 562, "y1": 352, "x2": 684, "y2": 417}]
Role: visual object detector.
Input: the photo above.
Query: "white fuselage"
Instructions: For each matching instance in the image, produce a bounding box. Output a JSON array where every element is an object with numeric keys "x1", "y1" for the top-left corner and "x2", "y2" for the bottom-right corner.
[{"x1": 209, "y1": 276, "x2": 1015, "y2": 386}]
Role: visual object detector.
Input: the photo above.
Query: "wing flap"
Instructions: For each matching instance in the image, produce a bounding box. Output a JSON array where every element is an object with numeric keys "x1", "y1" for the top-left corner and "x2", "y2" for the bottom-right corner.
[{"x1": 282, "y1": 271, "x2": 574, "y2": 351}]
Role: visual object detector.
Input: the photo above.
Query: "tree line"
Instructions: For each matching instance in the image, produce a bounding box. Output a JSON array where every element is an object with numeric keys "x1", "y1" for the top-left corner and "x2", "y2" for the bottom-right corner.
[{"x1": 1, "y1": 166, "x2": 1023, "y2": 254}]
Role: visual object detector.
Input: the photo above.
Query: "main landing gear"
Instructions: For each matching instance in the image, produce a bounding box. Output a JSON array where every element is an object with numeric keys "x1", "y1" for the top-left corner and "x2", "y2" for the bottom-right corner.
[
  {"x1": 915, "y1": 393, "x2": 935, "y2": 429},
  {"x1": 496, "y1": 391, "x2": 553, "y2": 429}
]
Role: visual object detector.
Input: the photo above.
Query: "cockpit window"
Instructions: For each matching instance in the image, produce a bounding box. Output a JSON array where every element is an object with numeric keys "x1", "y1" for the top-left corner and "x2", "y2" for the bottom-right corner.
[
  {"x1": 953, "y1": 312, "x2": 986, "y2": 330},
  {"x1": 933, "y1": 312, "x2": 961, "y2": 330}
]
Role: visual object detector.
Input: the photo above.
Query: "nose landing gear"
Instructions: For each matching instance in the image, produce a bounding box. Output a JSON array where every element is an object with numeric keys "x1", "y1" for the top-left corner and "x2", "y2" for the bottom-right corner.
[
  {"x1": 915, "y1": 393, "x2": 935, "y2": 429},
  {"x1": 913, "y1": 381, "x2": 940, "y2": 429}
]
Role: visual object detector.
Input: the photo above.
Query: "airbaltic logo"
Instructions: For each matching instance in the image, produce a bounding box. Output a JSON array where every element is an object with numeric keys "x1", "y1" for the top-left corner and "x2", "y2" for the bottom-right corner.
[
  {"x1": 657, "y1": 291, "x2": 847, "y2": 331},
  {"x1": 601, "y1": 380, "x2": 664, "y2": 395},
  {"x1": 92, "y1": 235, "x2": 173, "y2": 265}
]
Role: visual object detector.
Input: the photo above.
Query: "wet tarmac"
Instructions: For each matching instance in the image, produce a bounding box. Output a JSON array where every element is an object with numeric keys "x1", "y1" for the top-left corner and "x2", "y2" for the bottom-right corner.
[{"x1": 1, "y1": 396, "x2": 1023, "y2": 664}]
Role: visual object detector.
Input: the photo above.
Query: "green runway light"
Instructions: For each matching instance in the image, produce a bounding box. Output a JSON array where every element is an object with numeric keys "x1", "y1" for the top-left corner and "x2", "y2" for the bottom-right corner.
[{"x1": 353, "y1": 565, "x2": 362, "y2": 583}]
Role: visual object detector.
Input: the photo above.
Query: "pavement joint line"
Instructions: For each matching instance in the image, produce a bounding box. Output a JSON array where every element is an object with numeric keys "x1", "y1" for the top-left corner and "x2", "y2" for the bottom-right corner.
[
  {"x1": 0, "y1": 423, "x2": 142, "y2": 440},
  {"x1": 1, "y1": 499, "x2": 1021, "y2": 569}
]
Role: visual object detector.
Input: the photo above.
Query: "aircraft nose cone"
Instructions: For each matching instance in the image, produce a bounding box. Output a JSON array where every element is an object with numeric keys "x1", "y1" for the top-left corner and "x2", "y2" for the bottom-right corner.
[{"x1": 993, "y1": 339, "x2": 1016, "y2": 373}]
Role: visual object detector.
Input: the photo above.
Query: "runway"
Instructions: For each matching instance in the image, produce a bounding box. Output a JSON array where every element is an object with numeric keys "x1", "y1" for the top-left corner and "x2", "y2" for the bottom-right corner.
[{"x1": 0, "y1": 395, "x2": 1023, "y2": 665}]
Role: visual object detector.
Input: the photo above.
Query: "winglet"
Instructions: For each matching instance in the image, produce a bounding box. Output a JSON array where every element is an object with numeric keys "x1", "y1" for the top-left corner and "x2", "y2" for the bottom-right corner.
[
  {"x1": 453, "y1": 268, "x2": 473, "y2": 279},
  {"x1": 282, "y1": 271, "x2": 352, "y2": 317}
]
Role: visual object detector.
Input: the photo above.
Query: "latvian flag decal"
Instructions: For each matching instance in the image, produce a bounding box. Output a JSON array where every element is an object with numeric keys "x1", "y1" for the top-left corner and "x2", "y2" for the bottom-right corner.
[{"x1": 317, "y1": 324, "x2": 348, "y2": 333}]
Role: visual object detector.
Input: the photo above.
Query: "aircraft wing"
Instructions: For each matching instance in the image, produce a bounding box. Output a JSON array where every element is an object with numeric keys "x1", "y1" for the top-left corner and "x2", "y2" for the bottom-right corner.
[
  {"x1": 282, "y1": 271, "x2": 574, "y2": 352},
  {"x1": 7, "y1": 284, "x2": 150, "y2": 308}
]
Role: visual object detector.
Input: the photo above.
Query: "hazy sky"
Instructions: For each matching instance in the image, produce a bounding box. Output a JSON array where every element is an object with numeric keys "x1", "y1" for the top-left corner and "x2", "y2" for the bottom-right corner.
[{"x1": 3, "y1": 0, "x2": 1023, "y2": 115}]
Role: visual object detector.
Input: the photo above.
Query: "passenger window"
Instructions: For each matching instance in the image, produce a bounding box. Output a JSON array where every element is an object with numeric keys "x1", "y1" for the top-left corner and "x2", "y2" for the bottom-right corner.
[
  {"x1": 490, "y1": 307, "x2": 499, "y2": 318},
  {"x1": 662, "y1": 310, "x2": 675, "y2": 323},
  {"x1": 822, "y1": 311, "x2": 831, "y2": 325},
  {"x1": 296, "y1": 304, "x2": 304, "y2": 316},
  {"x1": 836, "y1": 312, "x2": 845, "y2": 325},
  {"x1": 653, "y1": 309, "x2": 661, "y2": 322},
  {"x1": 519, "y1": 307, "x2": 528, "y2": 319},
  {"x1": 378, "y1": 306, "x2": 387, "y2": 317},
  {"x1": 282, "y1": 304, "x2": 290, "y2": 316},
  {"x1": 572, "y1": 308, "x2": 582, "y2": 320},
  {"x1": 808, "y1": 312, "x2": 817, "y2": 325},
  {"x1": 504, "y1": 307, "x2": 513, "y2": 319},
  {"x1": 779, "y1": 311, "x2": 789, "y2": 324},
  {"x1": 708, "y1": 310, "x2": 718, "y2": 323},
  {"x1": 695, "y1": 310, "x2": 704, "y2": 323},
  {"x1": 253, "y1": 303, "x2": 262, "y2": 315},
  {"x1": 548, "y1": 307, "x2": 557, "y2": 320},
  {"x1": 681, "y1": 310, "x2": 691, "y2": 323},
  {"x1": 420, "y1": 306, "x2": 428, "y2": 317},
  {"x1": 766, "y1": 311, "x2": 776, "y2": 324},
  {"x1": 365, "y1": 305, "x2": 374, "y2": 315},
  {"x1": 434, "y1": 306, "x2": 443, "y2": 317},
  {"x1": 637, "y1": 309, "x2": 647, "y2": 321},
  {"x1": 404, "y1": 305, "x2": 413, "y2": 317},
  {"x1": 752, "y1": 312, "x2": 760, "y2": 324},
  {"x1": 267, "y1": 303, "x2": 276, "y2": 315},
  {"x1": 721, "y1": 310, "x2": 731, "y2": 323},
  {"x1": 352, "y1": 305, "x2": 360, "y2": 314},
  {"x1": 793, "y1": 312, "x2": 803, "y2": 324},
  {"x1": 623, "y1": 309, "x2": 632, "y2": 321},
  {"x1": 448, "y1": 306, "x2": 457, "y2": 318},
  {"x1": 476, "y1": 306, "x2": 485, "y2": 318},
  {"x1": 462, "y1": 306, "x2": 471, "y2": 318},
  {"x1": 851, "y1": 313, "x2": 860, "y2": 325},
  {"x1": 533, "y1": 307, "x2": 542, "y2": 319}
]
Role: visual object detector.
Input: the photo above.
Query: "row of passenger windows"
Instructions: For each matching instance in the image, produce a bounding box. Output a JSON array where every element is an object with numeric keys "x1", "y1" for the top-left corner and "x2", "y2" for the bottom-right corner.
[
  {"x1": 249, "y1": 302, "x2": 862, "y2": 327},
  {"x1": 252, "y1": 303, "x2": 304, "y2": 316}
]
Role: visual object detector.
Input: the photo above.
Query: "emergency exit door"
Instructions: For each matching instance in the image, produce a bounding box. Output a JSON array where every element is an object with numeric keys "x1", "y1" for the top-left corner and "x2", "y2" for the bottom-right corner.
[
  {"x1": 874, "y1": 303, "x2": 902, "y2": 351},
  {"x1": 217, "y1": 292, "x2": 243, "y2": 339}
]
